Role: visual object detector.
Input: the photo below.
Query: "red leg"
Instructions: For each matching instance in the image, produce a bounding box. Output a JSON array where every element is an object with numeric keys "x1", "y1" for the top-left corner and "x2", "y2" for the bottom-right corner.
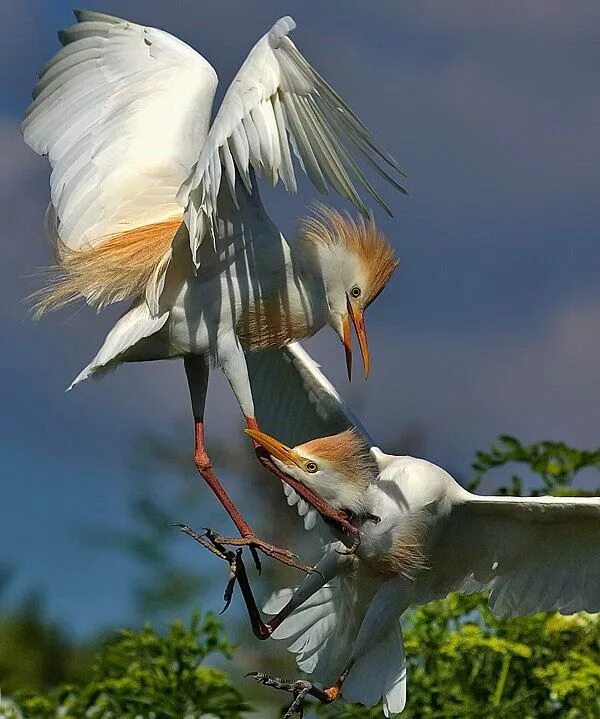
[
  {"x1": 184, "y1": 356, "x2": 311, "y2": 573},
  {"x1": 192, "y1": 421, "x2": 312, "y2": 573},
  {"x1": 193, "y1": 417, "x2": 253, "y2": 536}
]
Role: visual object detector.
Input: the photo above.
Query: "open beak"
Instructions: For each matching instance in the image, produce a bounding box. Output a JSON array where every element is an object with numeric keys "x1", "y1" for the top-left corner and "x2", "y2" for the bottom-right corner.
[
  {"x1": 245, "y1": 428, "x2": 301, "y2": 468},
  {"x1": 342, "y1": 312, "x2": 353, "y2": 381},
  {"x1": 344, "y1": 297, "x2": 370, "y2": 380}
]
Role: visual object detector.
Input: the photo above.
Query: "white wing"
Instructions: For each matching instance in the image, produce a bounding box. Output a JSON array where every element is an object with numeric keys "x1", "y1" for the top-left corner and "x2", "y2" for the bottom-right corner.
[
  {"x1": 248, "y1": 342, "x2": 371, "y2": 446},
  {"x1": 22, "y1": 10, "x2": 217, "y2": 300},
  {"x1": 432, "y1": 495, "x2": 600, "y2": 618},
  {"x1": 247, "y1": 342, "x2": 372, "y2": 531},
  {"x1": 181, "y1": 16, "x2": 406, "y2": 264}
]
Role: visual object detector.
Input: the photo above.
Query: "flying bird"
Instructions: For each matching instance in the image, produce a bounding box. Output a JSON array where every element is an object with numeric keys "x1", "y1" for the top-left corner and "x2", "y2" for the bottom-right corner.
[
  {"x1": 194, "y1": 343, "x2": 600, "y2": 716},
  {"x1": 22, "y1": 10, "x2": 404, "y2": 564}
]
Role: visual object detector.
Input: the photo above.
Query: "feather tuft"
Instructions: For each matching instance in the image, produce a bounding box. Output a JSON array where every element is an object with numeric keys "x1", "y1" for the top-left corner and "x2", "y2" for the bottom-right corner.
[
  {"x1": 30, "y1": 216, "x2": 182, "y2": 316},
  {"x1": 297, "y1": 428, "x2": 377, "y2": 492},
  {"x1": 298, "y1": 205, "x2": 398, "y2": 307}
]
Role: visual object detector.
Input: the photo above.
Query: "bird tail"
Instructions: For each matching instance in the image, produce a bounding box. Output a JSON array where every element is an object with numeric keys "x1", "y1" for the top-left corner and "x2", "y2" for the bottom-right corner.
[
  {"x1": 264, "y1": 574, "x2": 406, "y2": 716},
  {"x1": 68, "y1": 303, "x2": 169, "y2": 390}
]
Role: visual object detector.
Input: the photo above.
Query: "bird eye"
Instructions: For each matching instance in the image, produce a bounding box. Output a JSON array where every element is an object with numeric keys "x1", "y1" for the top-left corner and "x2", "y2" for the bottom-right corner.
[
  {"x1": 350, "y1": 286, "x2": 361, "y2": 299},
  {"x1": 305, "y1": 461, "x2": 318, "y2": 473}
]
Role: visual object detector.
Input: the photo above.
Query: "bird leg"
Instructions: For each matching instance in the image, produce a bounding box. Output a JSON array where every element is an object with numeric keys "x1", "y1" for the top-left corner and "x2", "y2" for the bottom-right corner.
[
  {"x1": 247, "y1": 664, "x2": 352, "y2": 718},
  {"x1": 177, "y1": 524, "x2": 240, "y2": 613},
  {"x1": 182, "y1": 525, "x2": 304, "y2": 638},
  {"x1": 192, "y1": 430, "x2": 312, "y2": 574},
  {"x1": 255, "y1": 446, "x2": 362, "y2": 554},
  {"x1": 185, "y1": 357, "x2": 309, "y2": 573}
]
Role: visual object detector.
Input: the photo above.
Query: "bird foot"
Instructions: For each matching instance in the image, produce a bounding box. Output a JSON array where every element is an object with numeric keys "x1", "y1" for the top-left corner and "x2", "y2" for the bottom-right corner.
[
  {"x1": 177, "y1": 524, "x2": 241, "y2": 613},
  {"x1": 182, "y1": 525, "x2": 314, "y2": 576},
  {"x1": 206, "y1": 529, "x2": 314, "y2": 575},
  {"x1": 247, "y1": 673, "x2": 337, "y2": 719}
]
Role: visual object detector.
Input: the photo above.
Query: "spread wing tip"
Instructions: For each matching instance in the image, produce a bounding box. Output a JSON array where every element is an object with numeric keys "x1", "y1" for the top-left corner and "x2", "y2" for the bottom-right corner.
[{"x1": 269, "y1": 16, "x2": 296, "y2": 47}]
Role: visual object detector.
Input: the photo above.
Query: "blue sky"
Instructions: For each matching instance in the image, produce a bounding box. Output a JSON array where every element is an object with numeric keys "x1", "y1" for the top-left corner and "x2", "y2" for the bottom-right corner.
[{"x1": 1, "y1": 1, "x2": 599, "y2": 637}]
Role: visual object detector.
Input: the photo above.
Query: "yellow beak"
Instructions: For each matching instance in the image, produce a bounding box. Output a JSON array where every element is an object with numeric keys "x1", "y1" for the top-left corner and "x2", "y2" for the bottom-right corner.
[
  {"x1": 245, "y1": 428, "x2": 301, "y2": 468},
  {"x1": 342, "y1": 297, "x2": 370, "y2": 381}
]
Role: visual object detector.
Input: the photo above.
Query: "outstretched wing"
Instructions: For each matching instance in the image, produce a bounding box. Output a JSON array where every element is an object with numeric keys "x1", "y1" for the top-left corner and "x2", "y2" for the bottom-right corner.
[
  {"x1": 435, "y1": 495, "x2": 600, "y2": 617},
  {"x1": 22, "y1": 10, "x2": 217, "y2": 310},
  {"x1": 247, "y1": 342, "x2": 372, "y2": 530},
  {"x1": 181, "y1": 16, "x2": 406, "y2": 265},
  {"x1": 248, "y1": 342, "x2": 372, "y2": 447}
]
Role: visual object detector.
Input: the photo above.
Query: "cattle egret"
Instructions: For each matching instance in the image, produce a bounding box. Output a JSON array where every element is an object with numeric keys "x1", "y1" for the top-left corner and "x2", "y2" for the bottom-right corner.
[
  {"x1": 22, "y1": 11, "x2": 404, "y2": 566},
  {"x1": 193, "y1": 344, "x2": 600, "y2": 716}
]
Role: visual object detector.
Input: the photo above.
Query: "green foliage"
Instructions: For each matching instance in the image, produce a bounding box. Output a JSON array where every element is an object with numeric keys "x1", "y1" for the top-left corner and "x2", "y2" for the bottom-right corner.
[
  {"x1": 470, "y1": 435, "x2": 600, "y2": 496},
  {"x1": 320, "y1": 596, "x2": 600, "y2": 718},
  {"x1": 0, "y1": 568, "x2": 92, "y2": 695},
  {"x1": 14, "y1": 612, "x2": 250, "y2": 719}
]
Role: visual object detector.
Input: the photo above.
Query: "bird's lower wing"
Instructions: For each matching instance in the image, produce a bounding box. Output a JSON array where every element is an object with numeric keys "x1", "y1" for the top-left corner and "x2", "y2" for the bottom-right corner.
[
  {"x1": 265, "y1": 556, "x2": 406, "y2": 716},
  {"x1": 432, "y1": 495, "x2": 600, "y2": 617},
  {"x1": 247, "y1": 343, "x2": 372, "y2": 532},
  {"x1": 68, "y1": 302, "x2": 169, "y2": 389}
]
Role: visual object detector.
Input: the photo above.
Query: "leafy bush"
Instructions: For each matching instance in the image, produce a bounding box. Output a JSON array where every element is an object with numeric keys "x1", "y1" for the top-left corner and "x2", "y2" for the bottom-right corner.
[
  {"x1": 13, "y1": 612, "x2": 249, "y2": 719},
  {"x1": 320, "y1": 595, "x2": 600, "y2": 719}
]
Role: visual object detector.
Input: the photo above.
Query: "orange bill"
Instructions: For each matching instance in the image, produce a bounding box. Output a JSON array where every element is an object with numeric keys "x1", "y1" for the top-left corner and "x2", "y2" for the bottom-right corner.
[
  {"x1": 245, "y1": 428, "x2": 302, "y2": 468},
  {"x1": 347, "y1": 296, "x2": 370, "y2": 379}
]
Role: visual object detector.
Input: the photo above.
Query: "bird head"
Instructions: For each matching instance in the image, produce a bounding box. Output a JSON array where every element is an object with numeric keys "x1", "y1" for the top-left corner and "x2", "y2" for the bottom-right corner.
[
  {"x1": 246, "y1": 427, "x2": 378, "y2": 515},
  {"x1": 299, "y1": 206, "x2": 398, "y2": 381}
]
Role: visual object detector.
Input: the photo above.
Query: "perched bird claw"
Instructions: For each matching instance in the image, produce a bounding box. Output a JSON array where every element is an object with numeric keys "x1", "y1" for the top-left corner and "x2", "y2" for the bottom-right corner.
[
  {"x1": 177, "y1": 525, "x2": 241, "y2": 613},
  {"x1": 246, "y1": 672, "x2": 336, "y2": 718},
  {"x1": 184, "y1": 524, "x2": 314, "y2": 575},
  {"x1": 334, "y1": 523, "x2": 361, "y2": 555}
]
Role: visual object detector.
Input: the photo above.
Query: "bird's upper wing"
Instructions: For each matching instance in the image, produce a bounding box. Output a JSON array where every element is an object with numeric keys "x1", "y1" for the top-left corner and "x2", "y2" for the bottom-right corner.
[
  {"x1": 247, "y1": 342, "x2": 372, "y2": 530},
  {"x1": 181, "y1": 16, "x2": 406, "y2": 265},
  {"x1": 22, "y1": 10, "x2": 217, "y2": 305},
  {"x1": 432, "y1": 495, "x2": 600, "y2": 617}
]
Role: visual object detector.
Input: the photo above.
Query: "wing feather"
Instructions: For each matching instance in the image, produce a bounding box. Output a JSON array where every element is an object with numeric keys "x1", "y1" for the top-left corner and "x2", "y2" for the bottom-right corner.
[
  {"x1": 434, "y1": 495, "x2": 600, "y2": 617},
  {"x1": 23, "y1": 10, "x2": 218, "y2": 309},
  {"x1": 181, "y1": 16, "x2": 406, "y2": 265},
  {"x1": 247, "y1": 343, "x2": 372, "y2": 531}
]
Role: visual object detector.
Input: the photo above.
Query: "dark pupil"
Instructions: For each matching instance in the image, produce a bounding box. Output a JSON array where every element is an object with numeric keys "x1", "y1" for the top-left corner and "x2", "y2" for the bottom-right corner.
[{"x1": 352, "y1": 287, "x2": 361, "y2": 298}]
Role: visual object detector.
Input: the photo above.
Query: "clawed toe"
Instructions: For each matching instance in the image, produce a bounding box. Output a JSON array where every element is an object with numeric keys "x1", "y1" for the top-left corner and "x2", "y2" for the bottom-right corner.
[
  {"x1": 198, "y1": 530, "x2": 314, "y2": 575},
  {"x1": 246, "y1": 673, "x2": 314, "y2": 719}
]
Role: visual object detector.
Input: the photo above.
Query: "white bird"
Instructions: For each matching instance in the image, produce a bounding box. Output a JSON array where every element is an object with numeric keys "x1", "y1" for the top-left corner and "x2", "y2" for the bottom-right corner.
[
  {"x1": 22, "y1": 10, "x2": 404, "y2": 563},
  {"x1": 199, "y1": 343, "x2": 600, "y2": 716}
]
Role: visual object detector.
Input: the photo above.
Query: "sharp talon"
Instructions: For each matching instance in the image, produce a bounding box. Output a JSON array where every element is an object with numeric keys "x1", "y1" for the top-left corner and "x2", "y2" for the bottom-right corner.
[
  {"x1": 367, "y1": 513, "x2": 381, "y2": 524},
  {"x1": 250, "y1": 545, "x2": 262, "y2": 574},
  {"x1": 220, "y1": 571, "x2": 237, "y2": 615},
  {"x1": 247, "y1": 673, "x2": 318, "y2": 717},
  {"x1": 335, "y1": 532, "x2": 360, "y2": 555}
]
